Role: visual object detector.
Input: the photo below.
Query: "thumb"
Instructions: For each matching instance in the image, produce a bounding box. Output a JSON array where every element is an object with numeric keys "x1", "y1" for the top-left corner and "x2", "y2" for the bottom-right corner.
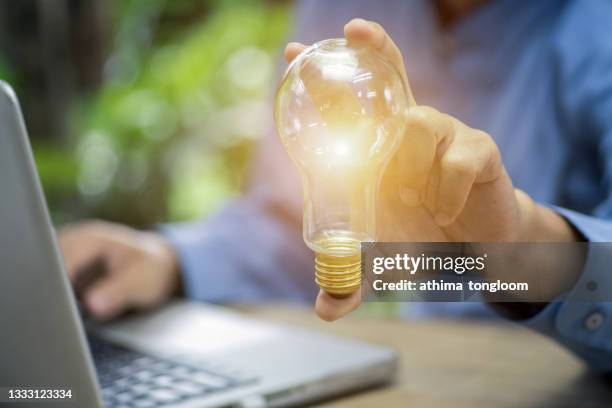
[{"x1": 315, "y1": 289, "x2": 362, "y2": 321}]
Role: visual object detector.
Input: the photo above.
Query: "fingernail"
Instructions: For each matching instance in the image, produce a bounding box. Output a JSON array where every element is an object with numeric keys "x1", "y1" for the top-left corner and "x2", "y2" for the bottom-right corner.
[
  {"x1": 400, "y1": 187, "x2": 421, "y2": 206},
  {"x1": 435, "y1": 212, "x2": 453, "y2": 226}
]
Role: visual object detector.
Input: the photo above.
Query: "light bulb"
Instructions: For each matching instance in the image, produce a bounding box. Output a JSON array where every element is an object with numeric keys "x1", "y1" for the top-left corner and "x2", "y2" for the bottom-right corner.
[{"x1": 274, "y1": 38, "x2": 409, "y2": 297}]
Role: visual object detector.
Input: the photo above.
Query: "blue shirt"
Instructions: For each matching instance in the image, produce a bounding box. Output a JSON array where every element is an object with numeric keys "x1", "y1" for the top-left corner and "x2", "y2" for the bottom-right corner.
[{"x1": 164, "y1": 0, "x2": 612, "y2": 371}]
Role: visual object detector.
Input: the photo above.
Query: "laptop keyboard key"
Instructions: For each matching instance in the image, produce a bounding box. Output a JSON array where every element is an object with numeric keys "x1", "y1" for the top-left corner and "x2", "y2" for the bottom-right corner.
[
  {"x1": 191, "y1": 372, "x2": 230, "y2": 389},
  {"x1": 132, "y1": 400, "x2": 157, "y2": 408},
  {"x1": 173, "y1": 381, "x2": 206, "y2": 396},
  {"x1": 135, "y1": 370, "x2": 155, "y2": 381},
  {"x1": 150, "y1": 388, "x2": 182, "y2": 403},
  {"x1": 131, "y1": 383, "x2": 151, "y2": 395},
  {"x1": 133, "y1": 356, "x2": 156, "y2": 366},
  {"x1": 115, "y1": 391, "x2": 135, "y2": 402},
  {"x1": 169, "y1": 365, "x2": 194, "y2": 377},
  {"x1": 153, "y1": 375, "x2": 175, "y2": 387}
]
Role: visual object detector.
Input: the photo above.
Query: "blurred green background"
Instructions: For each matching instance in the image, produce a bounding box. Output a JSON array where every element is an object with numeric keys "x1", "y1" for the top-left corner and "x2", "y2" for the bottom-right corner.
[{"x1": 0, "y1": 0, "x2": 290, "y2": 227}]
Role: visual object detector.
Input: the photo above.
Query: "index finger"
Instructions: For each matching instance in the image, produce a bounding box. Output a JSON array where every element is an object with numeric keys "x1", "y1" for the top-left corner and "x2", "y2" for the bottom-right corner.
[{"x1": 284, "y1": 42, "x2": 307, "y2": 63}]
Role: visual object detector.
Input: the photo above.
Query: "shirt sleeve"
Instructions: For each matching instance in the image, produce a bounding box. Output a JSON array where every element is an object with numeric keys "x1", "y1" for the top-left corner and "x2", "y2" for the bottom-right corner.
[
  {"x1": 520, "y1": 1, "x2": 612, "y2": 372},
  {"x1": 161, "y1": 197, "x2": 318, "y2": 304},
  {"x1": 523, "y1": 208, "x2": 612, "y2": 372}
]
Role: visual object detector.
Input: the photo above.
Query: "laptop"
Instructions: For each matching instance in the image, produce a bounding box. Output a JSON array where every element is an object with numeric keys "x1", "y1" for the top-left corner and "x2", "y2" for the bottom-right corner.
[{"x1": 0, "y1": 81, "x2": 397, "y2": 408}]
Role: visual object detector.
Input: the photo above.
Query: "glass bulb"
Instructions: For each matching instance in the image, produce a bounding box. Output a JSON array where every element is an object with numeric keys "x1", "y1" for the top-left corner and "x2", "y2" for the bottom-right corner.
[{"x1": 274, "y1": 38, "x2": 409, "y2": 296}]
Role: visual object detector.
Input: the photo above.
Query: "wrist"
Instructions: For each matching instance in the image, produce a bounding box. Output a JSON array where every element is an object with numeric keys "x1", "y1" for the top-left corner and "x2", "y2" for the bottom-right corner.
[
  {"x1": 160, "y1": 236, "x2": 183, "y2": 296},
  {"x1": 491, "y1": 190, "x2": 587, "y2": 307},
  {"x1": 515, "y1": 189, "x2": 579, "y2": 242},
  {"x1": 144, "y1": 231, "x2": 183, "y2": 297}
]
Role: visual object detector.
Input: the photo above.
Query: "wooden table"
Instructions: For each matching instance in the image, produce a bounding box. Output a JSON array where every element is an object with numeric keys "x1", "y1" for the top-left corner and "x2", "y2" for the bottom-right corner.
[{"x1": 243, "y1": 305, "x2": 612, "y2": 408}]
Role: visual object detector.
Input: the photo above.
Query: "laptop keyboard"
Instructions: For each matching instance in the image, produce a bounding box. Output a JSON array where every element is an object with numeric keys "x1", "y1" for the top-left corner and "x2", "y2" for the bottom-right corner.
[{"x1": 89, "y1": 335, "x2": 256, "y2": 408}]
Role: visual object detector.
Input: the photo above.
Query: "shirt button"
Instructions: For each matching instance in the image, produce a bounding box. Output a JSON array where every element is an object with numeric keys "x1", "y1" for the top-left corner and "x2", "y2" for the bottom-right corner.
[{"x1": 585, "y1": 312, "x2": 605, "y2": 331}]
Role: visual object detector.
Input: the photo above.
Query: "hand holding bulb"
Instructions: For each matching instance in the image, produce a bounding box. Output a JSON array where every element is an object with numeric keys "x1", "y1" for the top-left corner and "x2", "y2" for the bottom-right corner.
[{"x1": 282, "y1": 19, "x2": 579, "y2": 321}]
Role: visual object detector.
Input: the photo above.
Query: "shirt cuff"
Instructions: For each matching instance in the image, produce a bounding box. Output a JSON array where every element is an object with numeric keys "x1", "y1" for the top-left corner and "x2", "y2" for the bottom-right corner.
[
  {"x1": 160, "y1": 216, "x2": 250, "y2": 304},
  {"x1": 522, "y1": 206, "x2": 612, "y2": 371}
]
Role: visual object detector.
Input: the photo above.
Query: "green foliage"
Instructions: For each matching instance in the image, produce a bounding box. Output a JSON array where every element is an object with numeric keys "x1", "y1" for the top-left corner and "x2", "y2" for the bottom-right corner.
[{"x1": 65, "y1": 0, "x2": 290, "y2": 226}]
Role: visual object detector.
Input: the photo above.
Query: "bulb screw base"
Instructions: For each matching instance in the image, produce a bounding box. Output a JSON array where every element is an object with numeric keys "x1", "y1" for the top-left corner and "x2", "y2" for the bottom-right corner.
[{"x1": 315, "y1": 251, "x2": 362, "y2": 297}]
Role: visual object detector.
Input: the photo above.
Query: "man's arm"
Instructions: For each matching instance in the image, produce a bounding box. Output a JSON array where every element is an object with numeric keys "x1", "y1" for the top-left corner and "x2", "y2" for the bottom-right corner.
[
  {"x1": 285, "y1": 18, "x2": 582, "y2": 321},
  {"x1": 302, "y1": 17, "x2": 612, "y2": 374},
  {"x1": 59, "y1": 129, "x2": 317, "y2": 320}
]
